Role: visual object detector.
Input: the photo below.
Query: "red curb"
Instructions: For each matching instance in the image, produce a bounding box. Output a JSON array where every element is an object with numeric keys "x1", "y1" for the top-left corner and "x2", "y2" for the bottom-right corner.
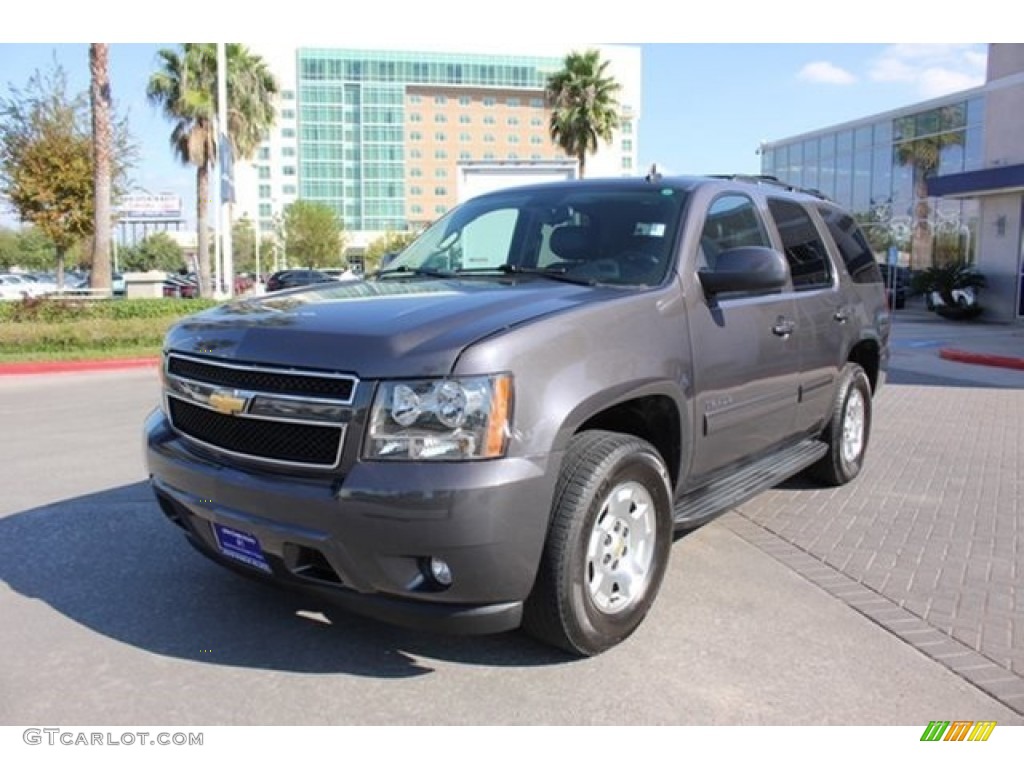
[
  {"x1": 0, "y1": 357, "x2": 160, "y2": 376},
  {"x1": 939, "y1": 348, "x2": 1024, "y2": 371}
]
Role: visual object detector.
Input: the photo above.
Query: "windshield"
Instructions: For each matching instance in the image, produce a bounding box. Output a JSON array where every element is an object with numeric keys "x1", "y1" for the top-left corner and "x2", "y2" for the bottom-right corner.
[{"x1": 380, "y1": 184, "x2": 688, "y2": 287}]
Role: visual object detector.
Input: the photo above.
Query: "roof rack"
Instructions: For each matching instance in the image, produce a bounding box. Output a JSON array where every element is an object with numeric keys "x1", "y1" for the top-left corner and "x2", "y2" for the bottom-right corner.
[{"x1": 707, "y1": 174, "x2": 832, "y2": 201}]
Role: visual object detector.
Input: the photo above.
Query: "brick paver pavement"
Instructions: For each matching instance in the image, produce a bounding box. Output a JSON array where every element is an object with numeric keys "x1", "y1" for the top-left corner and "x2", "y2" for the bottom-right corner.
[{"x1": 724, "y1": 379, "x2": 1024, "y2": 713}]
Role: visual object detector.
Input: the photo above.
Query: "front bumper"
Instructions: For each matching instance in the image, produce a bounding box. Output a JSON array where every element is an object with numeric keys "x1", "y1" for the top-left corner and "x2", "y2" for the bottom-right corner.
[{"x1": 144, "y1": 409, "x2": 559, "y2": 635}]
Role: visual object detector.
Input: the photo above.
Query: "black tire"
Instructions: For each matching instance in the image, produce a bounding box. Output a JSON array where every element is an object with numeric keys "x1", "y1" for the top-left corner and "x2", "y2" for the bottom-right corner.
[
  {"x1": 523, "y1": 431, "x2": 673, "y2": 656},
  {"x1": 809, "y1": 362, "x2": 872, "y2": 486}
]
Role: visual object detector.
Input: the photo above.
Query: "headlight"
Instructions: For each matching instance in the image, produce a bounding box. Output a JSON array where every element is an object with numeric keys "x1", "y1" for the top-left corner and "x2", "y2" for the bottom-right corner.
[{"x1": 365, "y1": 374, "x2": 512, "y2": 460}]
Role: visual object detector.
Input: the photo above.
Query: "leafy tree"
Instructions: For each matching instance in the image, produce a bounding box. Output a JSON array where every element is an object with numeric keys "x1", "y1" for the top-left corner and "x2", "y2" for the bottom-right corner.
[
  {"x1": 89, "y1": 43, "x2": 113, "y2": 292},
  {"x1": 147, "y1": 44, "x2": 278, "y2": 297},
  {"x1": 283, "y1": 200, "x2": 345, "y2": 268},
  {"x1": 0, "y1": 227, "x2": 19, "y2": 270},
  {"x1": 14, "y1": 227, "x2": 57, "y2": 271},
  {"x1": 1, "y1": 65, "x2": 93, "y2": 288},
  {"x1": 119, "y1": 232, "x2": 184, "y2": 272},
  {"x1": 546, "y1": 50, "x2": 621, "y2": 178},
  {"x1": 364, "y1": 229, "x2": 419, "y2": 274},
  {"x1": 231, "y1": 216, "x2": 274, "y2": 275},
  {"x1": 0, "y1": 60, "x2": 133, "y2": 289},
  {"x1": 894, "y1": 108, "x2": 965, "y2": 271}
]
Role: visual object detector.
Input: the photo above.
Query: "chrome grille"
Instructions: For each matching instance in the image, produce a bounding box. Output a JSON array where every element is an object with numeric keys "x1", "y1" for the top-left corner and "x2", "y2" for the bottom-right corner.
[
  {"x1": 166, "y1": 354, "x2": 356, "y2": 401},
  {"x1": 164, "y1": 353, "x2": 357, "y2": 469}
]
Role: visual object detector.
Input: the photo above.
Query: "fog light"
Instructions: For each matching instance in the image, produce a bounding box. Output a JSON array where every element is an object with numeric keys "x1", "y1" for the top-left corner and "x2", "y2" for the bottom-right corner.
[{"x1": 428, "y1": 557, "x2": 453, "y2": 587}]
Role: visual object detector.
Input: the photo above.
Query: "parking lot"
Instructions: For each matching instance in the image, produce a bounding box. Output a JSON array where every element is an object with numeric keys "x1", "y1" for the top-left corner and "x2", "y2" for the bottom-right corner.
[{"x1": 1, "y1": 317, "x2": 1022, "y2": 725}]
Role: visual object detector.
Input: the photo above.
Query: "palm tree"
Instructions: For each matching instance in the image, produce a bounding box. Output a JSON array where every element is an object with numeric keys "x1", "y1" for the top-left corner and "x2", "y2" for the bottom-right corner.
[
  {"x1": 546, "y1": 50, "x2": 620, "y2": 179},
  {"x1": 89, "y1": 43, "x2": 113, "y2": 293},
  {"x1": 147, "y1": 44, "x2": 277, "y2": 297},
  {"x1": 894, "y1": 108, "x2": 965, "y2": 271}
]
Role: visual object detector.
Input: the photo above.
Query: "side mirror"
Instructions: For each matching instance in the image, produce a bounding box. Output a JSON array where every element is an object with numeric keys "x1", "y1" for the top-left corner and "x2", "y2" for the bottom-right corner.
[{"x1": 698, "y1": 246, "x2": 789, "y2": 297}]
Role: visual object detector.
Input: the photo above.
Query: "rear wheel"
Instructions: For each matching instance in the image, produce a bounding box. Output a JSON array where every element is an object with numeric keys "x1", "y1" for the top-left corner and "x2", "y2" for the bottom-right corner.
[
  {"x1": 809, "y1": 362, "x2": 872, "y2": 486},
  {"x1": 524, "y1": 431, "x2": 673, "y2": 656}
]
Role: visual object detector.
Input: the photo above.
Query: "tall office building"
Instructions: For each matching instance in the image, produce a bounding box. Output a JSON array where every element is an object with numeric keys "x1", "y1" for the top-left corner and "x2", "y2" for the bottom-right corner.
[{"x1": 234, "y1": 43, "x2": 642, "y2": 253}]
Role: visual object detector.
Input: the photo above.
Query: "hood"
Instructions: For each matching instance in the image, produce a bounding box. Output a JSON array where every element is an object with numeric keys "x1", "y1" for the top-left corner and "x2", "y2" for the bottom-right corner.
[{"x1": 164, "y1": 277, "x2": 620, "y2": 378}]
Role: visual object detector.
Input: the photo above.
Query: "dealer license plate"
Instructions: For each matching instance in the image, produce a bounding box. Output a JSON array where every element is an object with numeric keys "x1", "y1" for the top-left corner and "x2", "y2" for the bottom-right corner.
[{"x1": 213, "y1": 523, "x2": 271, "y2": 573}]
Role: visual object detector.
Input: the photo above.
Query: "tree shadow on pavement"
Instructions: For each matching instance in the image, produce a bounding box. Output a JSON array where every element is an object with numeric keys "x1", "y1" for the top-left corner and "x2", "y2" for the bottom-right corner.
[{"x1": 0, "y1": 482, "x2": 570, "y2": 678}]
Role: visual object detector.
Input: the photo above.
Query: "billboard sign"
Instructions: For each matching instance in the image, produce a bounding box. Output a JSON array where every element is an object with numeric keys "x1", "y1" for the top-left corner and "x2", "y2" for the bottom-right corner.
[{"x1": 118, "y1": 193, "x2": 183, "y2": 220}]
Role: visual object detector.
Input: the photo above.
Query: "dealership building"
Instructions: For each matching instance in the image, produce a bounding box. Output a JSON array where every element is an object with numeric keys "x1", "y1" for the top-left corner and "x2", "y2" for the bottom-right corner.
[
  {"x1": 761, "y1": 44, "x2": 1024, "y2": 322},
  {"x1": 233, "y1": 43, "x2": 641, "y2": 253}
]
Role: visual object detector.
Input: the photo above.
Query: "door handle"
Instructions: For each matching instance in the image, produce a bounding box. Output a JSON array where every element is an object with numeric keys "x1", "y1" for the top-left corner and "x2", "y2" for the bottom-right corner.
[
  {"x1": 833, "y1": 307, "x2": 850, "y2": 323},
  {"x1": 772, "y1": 318, "x2": 795, "y2": 337}
]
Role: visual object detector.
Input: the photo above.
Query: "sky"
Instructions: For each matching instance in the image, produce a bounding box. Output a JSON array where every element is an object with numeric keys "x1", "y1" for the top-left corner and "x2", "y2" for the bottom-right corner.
[{"x1": 0, "y1": 3, "x2": 997, "y2": 230}]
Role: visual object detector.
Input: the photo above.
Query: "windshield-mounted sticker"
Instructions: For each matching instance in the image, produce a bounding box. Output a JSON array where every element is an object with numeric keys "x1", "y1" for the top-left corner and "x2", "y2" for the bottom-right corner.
[{"x1": 633, "y1": 222, "x2": 666, "y2": 237}]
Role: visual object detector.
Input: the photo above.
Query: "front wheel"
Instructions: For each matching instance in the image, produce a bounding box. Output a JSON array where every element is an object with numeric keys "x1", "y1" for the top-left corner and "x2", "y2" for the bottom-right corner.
[
  {"x1": 523, "y1": 431, "x2": 673, "y2": 656},
  {"x1": 809, "y1": 362, "x2": 872, "y2": 486}
]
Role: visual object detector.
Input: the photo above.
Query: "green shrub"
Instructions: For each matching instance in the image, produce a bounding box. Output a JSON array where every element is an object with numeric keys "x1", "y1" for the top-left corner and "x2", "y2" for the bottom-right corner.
[
  {"x1": 0, "y1": 296, "x2": 218, "y2": 323},
  {"x1": 0, "y1": 297, "x2": 223, "y2": 362},
  {"x1": 0, "y1": 316, "x2": 178, "y2": 354}
]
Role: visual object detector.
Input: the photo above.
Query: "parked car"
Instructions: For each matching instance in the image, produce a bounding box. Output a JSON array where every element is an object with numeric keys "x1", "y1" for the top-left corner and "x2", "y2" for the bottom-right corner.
[
  {"x1": 0, "y1": 273, "x2": 49, "y2": 299},
  {"x1": 321, "y1": 268, "x2": 360, "y2": 281},
  {"x1": 265, "y1": 269, "x2": 336, "y2": 292},
  {"x1": 234, "y1": 274, "x2": 257, "y2": 295},
  {"x1": 145, "y1": 174, "x2": 890, "y2": 656},
  {"x1": 0, "y1": 275, "x2": 29, "y2": 300},
  {"x1": 163, "y1": 274, "x2": 199, "y2": 298}
]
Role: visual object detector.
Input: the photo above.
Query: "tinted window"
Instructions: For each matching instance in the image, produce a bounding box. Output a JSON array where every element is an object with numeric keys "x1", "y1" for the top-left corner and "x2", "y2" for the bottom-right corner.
[
  {"x1": 816, "y1": 205, "x2": 882, "y2": 284},
  {"x1": 767, "y1": 198, "x2": 832, "y2": 290}
]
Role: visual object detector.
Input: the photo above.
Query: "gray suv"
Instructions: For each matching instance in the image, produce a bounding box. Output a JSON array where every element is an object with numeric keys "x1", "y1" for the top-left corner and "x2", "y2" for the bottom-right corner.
[{"x1": 145, "y1": 175, "x2": 890, "y2": 656}]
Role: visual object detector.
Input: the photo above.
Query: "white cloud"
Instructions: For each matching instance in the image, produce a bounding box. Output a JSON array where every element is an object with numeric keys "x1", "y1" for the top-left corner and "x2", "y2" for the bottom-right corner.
[
  {"x1": 868, "y1": 44, "x2": 986, "y2": 98},
  {"x1": 797, "y1": 61, "x2": 857, "y2": 85}
]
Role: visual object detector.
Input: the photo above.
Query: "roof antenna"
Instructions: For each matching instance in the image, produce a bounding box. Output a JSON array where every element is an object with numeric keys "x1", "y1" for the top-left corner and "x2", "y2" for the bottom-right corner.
[{"x1": 645, "y1": 163, "x2": 662, "y2": 182}]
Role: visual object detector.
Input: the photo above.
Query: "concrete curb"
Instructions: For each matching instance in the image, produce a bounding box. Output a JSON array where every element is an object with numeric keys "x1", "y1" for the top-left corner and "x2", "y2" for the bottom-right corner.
[
  {"x1": 0, "y1": 357, "x2": 159, "y2": 376},
  {"x1": 939, "y1": 348, "x2": 1024, "y2": 372}
]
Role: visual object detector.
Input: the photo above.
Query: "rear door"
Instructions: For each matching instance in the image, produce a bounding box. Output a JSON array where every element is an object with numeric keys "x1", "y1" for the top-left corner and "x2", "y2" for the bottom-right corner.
[{"x1": 765, "y1": 197, "x2": 845, "y2": 435}]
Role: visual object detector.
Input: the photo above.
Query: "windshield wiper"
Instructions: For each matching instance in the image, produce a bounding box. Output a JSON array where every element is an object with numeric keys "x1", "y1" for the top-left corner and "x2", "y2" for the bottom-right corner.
[
  {"x1": 376, "y1": 264, "x2": 598, "y2": 286},
  {"x1": 375, "y1": 265, "x2": 454, "y2": 279},
  {"x1": 494, "y1": 264, "x2": 597, "y2": 286}
]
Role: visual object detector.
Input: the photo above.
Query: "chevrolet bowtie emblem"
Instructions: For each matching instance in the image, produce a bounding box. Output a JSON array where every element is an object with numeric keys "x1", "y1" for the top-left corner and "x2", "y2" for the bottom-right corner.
[{"x1": 209, "y1": 390, "x2": 246, "y2": 416}]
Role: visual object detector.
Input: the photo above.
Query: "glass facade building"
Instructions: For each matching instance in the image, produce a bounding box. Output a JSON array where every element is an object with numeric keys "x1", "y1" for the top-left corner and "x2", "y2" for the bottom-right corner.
[
  {"x1": 296, "y1": 49, "x2": 561, "y2": 232},
  {"x1": 760, "y1": 94, "x2": 986, "y2": 269}
]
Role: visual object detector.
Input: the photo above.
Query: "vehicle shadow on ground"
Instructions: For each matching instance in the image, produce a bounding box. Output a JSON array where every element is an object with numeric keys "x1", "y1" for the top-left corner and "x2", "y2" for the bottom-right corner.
[{"x1": 0, "y1": 482, "x2": 570, "y2": 678}]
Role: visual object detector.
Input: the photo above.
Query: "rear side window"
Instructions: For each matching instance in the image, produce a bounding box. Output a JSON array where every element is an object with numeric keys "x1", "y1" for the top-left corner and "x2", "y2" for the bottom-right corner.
[
  {"x1": 767, "y1": 198, "x2": 832, "y2": 290},
  {"x1": 817, "y1": 205, "x2": 883, "y2": 284}
]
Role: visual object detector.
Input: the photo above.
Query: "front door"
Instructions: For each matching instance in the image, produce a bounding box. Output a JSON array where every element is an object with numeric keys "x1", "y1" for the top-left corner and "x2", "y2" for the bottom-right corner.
[{"x1": 686, "y1": 192, "x2": 800, "y2": 480}]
